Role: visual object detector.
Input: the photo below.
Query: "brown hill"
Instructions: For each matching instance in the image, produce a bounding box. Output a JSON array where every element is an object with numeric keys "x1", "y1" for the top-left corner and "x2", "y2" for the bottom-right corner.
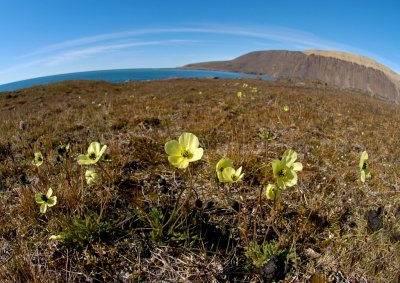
[{"x1": 184, "y1": 50, "x2": 400, "y2": 103}]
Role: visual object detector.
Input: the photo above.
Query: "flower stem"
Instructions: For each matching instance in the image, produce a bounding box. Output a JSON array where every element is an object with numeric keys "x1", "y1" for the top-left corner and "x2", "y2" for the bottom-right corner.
[{"x1": 162, "y1": 167, "x2": 195, "y2": 231}]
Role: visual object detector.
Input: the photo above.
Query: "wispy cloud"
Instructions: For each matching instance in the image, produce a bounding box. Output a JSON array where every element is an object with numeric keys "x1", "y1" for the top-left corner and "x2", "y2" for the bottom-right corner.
[
  {"x1": 45, "y1": 40, "x2": 196, "y2": 66},
  {"x1": 0, "y1": 58, "x2": 50, "y2": 75},
  {"x1": 21, "y1": 26, "x2": 342, "y2": 58},
  {"x1": 18, "y1": 28, "x2": 203, "y2": 59},
  {"x1": 0, "y1": 39, "x2": 197, "y2": 81},
  {"x1": 18, "y1": 24, "x2": 378, "y2": 63}
]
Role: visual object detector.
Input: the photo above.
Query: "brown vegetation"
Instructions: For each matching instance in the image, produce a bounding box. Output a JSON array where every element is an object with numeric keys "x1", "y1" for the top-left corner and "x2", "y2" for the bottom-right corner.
[{"x1": 0, "y1": 78, "x2": 400, "y2": 282}]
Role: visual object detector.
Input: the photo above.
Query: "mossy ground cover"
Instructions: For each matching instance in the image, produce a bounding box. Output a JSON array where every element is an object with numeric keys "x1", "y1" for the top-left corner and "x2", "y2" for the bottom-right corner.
[{"x1": 0, "y1": 78, "x2": 399, "y2": 282}]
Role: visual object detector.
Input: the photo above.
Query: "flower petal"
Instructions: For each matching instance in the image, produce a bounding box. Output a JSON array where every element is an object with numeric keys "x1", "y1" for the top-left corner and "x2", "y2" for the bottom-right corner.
[
  {"x1": 222, "y1": 167, "x2": 235, "y2": 182},
  {"x1": 40, "y1": 203, "x2": 48, "y2": 214},
  {"x1": 292, "y1": 162, "x2": 303, "y2": 172},
  {"x1": 271, "y1": 159, "x2": 282, "y2": 177},
  {"x1": 88, "y1": 142, "x2": 99, "y2": 154},
  {"x1": 168, "y1": 156, "x2": 189, "y2": 169},
  {"x1": 77, "y1": 154, "x2": 93, "y2": 165},
  {"x1": 46, "y1": 188, "x2": 53, "y2": 198},
  {"x1": 282, "y1": 149, "x2": 297, "y2": 166},
  {"x1": 47, "y1": 196, "x2": 57, "y2": 207},
  {"x1": 285, "y1": 171, "x2": 298, "y2": 187},
  {"x1": 189, "y1": 148, "x2": 203, "y2": 161},
  {"x1": 179, "y1": 132, "x2": 199, "y2": 150},
  {"x1": 98, "y1": 145, "x2": 107, "y2": 159},
  {"x1": 49, "y1": 235, "x2": 63, "y2": 240},
  {"x1": 265, "y1": 184, "x2": 279, "y2": 200},
  {"x1": 360, "y1": 171, "x2": 366, "y2": 182},
  {"x1": 277, "y1": 179, "x2": 285, "y2": 189},
  {"x1": 216, "y1": 158, "x2": 233, "y2": 173},
  {"x1": 35, "y1": 193, "x2": 44, "y2": 204},
  {"x1": 165, "y1": 140, "x2": 182, "y2": 156}
]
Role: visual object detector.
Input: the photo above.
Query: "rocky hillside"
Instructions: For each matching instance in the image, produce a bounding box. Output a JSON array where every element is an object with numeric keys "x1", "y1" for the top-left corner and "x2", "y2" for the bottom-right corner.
[{"x1": 184, "y1": 50, "x2": 400, "y2": 103}]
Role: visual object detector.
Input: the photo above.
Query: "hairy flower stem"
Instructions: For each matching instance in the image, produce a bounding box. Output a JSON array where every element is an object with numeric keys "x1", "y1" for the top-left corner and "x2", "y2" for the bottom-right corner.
[
  {"x1": 64, "y1": 155, "x2": 72, "y2": 188},
  {"x1": 96, "y1": 163, "x2": 112, "y2": 222},
  {"x1": 162, "y1": 167, "x2": 195, "y2": 231},
  {"x1": 98, "y1": 187, "x2": 111, "y2": 223},
  {"x1": 97, "y1": 163, "x2": 112, "y2": 184},
  {"x1": 258, "y1": 185, "x2": 265, "y2": 218}
]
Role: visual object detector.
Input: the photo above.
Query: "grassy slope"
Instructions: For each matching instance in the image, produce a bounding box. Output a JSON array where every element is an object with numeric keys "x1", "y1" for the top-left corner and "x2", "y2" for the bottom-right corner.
[{"x1": 0, "y1": 78, "x2": 399, "y2": 282}]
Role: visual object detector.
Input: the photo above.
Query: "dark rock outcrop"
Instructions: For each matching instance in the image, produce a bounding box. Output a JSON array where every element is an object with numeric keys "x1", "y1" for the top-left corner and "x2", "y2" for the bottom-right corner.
[{"x1": 184, "y1": 50, "x2": 400, "y2": 103}]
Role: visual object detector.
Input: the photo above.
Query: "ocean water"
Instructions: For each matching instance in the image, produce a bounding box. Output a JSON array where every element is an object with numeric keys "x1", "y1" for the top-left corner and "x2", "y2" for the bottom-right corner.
[{"x1": 0, "y1": 68, "x2": 271, "y2": 92}]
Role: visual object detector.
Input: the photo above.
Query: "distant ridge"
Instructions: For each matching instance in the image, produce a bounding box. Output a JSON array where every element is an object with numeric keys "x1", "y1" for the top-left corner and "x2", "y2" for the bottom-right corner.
[{"x1": 184, "y1": 50, "x2": 400, "y2": 103}]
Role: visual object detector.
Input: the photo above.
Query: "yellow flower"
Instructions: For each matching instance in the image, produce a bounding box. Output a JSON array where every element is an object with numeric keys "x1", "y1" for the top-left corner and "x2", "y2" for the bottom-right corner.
[
  {"x1": 237, "y1": 91, "x2": 243, "y2": 98},
  {"x1": 283, "y1": 105, "x2": 289, "y2": 112},
  {"x1": 32, "y1": 152, "x2": 44, "y2": 167},
  {"x1": 259, "y1": 129, "x2": 276, "y2": 141},
  {"x1": 35, "y1": 188, "x2": 57, "y2": 213},
  {"x1": 265, "y1": 184, "x2": 280, "y2": 200},
  {"x1": 57, "y1": 144, "x2": 70, "y2": 157},
  {"x1": 164, "y1": 132, "x2": 203, "y2": 169},
  {"x1": 49, "y1": 234, "x2": 63, "y2": 240},
  {"x1": 85, "y1": 169, "x2": 99, "y2": 185},
  {"x1": 221, "y1": 166, "x2": 244, "y2": 183},
  {"x1": 272, "y1": 149, "x2": 302, "y2": 189},
  {"x1": 359, "y1": 150, "x2": 370, "y2": 182},
  {"x1": 281, "y1": 149, "x2": 303, "y2": 172},
  {"x1": 216, "y1": 158, "x2": 233, "y2": 182},
  {"x1": 272, "y1": 160, "x2": 297, "y2": 189},
  {"x1": 77, "y1": 142, "x2": 107, "y2": 165}
]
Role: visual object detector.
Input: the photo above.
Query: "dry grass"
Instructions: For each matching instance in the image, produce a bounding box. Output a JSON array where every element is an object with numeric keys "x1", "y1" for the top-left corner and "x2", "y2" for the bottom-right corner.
[{"x1": 0, "y1": 78, "x2": 400, "y2": 282}]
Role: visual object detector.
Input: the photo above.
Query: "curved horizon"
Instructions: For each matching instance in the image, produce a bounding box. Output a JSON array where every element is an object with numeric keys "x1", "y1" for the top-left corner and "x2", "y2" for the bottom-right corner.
[{"x1": 0, "y1": 67, "x2": 271, "y2": 92}]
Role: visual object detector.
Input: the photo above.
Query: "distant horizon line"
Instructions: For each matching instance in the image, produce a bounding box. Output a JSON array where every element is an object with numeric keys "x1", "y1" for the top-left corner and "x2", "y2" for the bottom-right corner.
[{"x1": 0, "y1": 67, "x2": 270, "y2": 92}]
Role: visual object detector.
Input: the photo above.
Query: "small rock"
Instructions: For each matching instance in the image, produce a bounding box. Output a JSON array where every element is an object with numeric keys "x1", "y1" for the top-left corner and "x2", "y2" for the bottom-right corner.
[
  {"x1": 229, "y1": 199, "x2": 241, "y2": 212},
  {"x1": 259, "y1": 254, "x2": 287, "y2": 282},
  {"x1": 19, "y1": 120, "x2": 27, "y2": 130},
  {"x1": 366, "y1": 207, "x2": 383, "y2": 233},
  {"x1": 204, "y1": 201, "x2": 214, "y2": 210},
  {"x1": 195, "y1": 199, "x2": 203, "y2": 208}
]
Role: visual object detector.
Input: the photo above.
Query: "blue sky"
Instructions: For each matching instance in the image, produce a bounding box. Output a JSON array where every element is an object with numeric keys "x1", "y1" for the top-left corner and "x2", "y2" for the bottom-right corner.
[{"x1": 0, "y1": 0, "x2": 399, "y2": 85}]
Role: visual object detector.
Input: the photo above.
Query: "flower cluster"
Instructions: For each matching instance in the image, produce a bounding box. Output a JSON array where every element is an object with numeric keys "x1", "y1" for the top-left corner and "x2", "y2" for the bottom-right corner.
[
  {"x1": 33, "y1": 141, "x2": 108, "y2": 213},
  {"x1": 31, "y1": 130, "x2": 371, "y2": 217},
  {"x1": 164, "y1": 133, "x2": 244, "y2": 183}
]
